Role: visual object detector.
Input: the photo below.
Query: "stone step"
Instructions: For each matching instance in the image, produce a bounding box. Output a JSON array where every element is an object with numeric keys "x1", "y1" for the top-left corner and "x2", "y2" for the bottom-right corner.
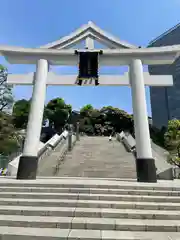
[
  {"x1": 1, "y1": 178, "x2": 180, "y2": 191},
  {"x1": 55, "y1": 137, "x2": 137, "y2": 178},
  {"x1": 35, "y1": 177, "x2": 137, "y2": 181},
  {"x1": 0, "y1": 197, "x2": 179, "y2": 210},
  {"x1": 0, "y1": 227, "x2": 179, "y2": 239},
  {"x1": 0, "y1": 215, "x2": 179, "y2": 232},
  {"x1": 1, "y1": 186, "x2": 180, "y2": 196},
  {"x1": 0, "y1": 178, "x2": 180, "y2": 239},
  {"x1": 2, "y1": 192, "x2": 180, "y2": 203},
  {"x1": 0, "y1": 205, "x2": 180, "y2": 220},
  {"x1": 1, "y1": 182, "x2": 180, "y2": 191}
]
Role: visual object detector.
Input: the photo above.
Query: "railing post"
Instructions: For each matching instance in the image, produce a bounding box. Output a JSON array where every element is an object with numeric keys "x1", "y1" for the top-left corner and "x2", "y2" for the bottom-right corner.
[
  {"x1": 68, "y1": 125, "x2": 73, "y2": 151},
  {"x1": 76, "y1": 122, "x2": 80, "y2": 141}
]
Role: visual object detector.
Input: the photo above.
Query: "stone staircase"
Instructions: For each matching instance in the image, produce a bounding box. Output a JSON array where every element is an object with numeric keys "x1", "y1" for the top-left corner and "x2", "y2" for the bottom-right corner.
[
  {"x1": 0, "y1": 178, "x2": 180, "y2": 239},
  {"x1": 55, "y1": 136, "x2": 137, "y2": 179}
]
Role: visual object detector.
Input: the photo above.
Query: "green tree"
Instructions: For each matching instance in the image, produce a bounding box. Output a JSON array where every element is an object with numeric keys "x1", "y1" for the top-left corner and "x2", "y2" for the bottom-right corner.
[
  {"x1": 90, "y1": 109, "x2": 104, "y2": 135},
  {"x1": 0, "y1": 65, "x2": 13, "y2": 112},
  {"x1": 78, "y1": 105, "x2": 133, "y2": 136},
  {"x1": 45, "y1": 98, "x2": 72, "y2": 133},
  {"x1": 69, "y1": 110, "x2": 80, "y2": 126},
  {"x1": 164, "y1": 119, "x2": 180, "y2": 151},
  {"x1": 100, "y1": 106, "x2": 133, "y2": 134},
  {"x1": 150, "y1": 125, "x2": 166, "y2": 147},
  {"x1": 0, "y1": 65, "x2": 20, "y2": 157},
  {"x1": 79, "y1": 105, "x2": 96, "y2": 135},
  {"x1": 12, "y1": 99, "x2": 31, "y2": 129},
  {"x1": 80, "y1": 104, "x2": 93, "y2": 118},
  {"x1": 164, "y1": 119, "x2": 180, "y2": 167},
  {"x1": 0, "y1": 112, "x2": 19, "y2": 155}
]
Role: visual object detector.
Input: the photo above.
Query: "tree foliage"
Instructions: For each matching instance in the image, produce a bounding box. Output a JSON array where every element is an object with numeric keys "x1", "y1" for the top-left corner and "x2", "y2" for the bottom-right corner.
[
  {"x1": 0, "y1": 112, "x2": 19, "y2": 155},
  {"x1": 80, "y1": 104, "x2": 93, "y2": 118},
  {"x1": 164, "y1": 119, "x2": 180, "y2": 151},
  {"x1": 150, "y1": 125, "x2": 166, "y2": 147},
  {"x1": 45, "y1": 98, "x2": 72, "y2": 133},
  {"x1": 100, "y1": 106, "x2": 133, "y2": 134},
  {"x1": 0, "y1": 65, "x2": 20, "y2": 156},
  {"x1": 0, "y1": 65, "x2": 13, "y2": 112},
  {"x1": 164, "y1": 119, "x2": 180, "y2": 167},
  {"x1": 12, "y1": 99, "x2": 31, "y2": 129},
  {"x1": 77, "y1": 105, "x2": 133, "y2": 136}
]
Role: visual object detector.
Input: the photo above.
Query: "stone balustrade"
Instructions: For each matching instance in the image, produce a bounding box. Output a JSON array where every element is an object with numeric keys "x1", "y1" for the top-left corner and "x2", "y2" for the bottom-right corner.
[{"x1": 8, "y1": 130, "x2": 69, "y2": 177}]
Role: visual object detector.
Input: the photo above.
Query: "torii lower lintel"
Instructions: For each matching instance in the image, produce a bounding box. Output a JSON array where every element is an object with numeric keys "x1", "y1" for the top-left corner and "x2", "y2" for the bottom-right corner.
[{"x1": 7, "y1": 72, "x2": 173, "y2": 86}]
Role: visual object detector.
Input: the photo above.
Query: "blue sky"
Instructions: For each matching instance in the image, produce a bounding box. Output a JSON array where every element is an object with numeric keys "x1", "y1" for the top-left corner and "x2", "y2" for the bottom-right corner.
[{"x1": 0, "y1": 0, "x2": 179, "y2": 115}]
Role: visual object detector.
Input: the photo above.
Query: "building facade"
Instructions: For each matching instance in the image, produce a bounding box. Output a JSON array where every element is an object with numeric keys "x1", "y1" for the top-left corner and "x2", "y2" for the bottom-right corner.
[{"x1": 148, "y1": 23, "x2": 180, "y2": 129}]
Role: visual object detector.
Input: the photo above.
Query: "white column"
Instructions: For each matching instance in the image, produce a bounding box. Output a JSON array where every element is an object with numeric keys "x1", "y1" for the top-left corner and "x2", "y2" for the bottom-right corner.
[
  {"x1": 129, "y1": 59, "x2": 153, "y2": 159},
  {"x1": 23, "y1": 59, "x2": 48, "y2": 156}
]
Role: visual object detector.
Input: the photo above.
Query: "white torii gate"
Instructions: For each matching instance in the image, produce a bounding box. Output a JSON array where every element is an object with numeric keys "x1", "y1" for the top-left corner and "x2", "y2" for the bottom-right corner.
[{"x1": 1, "y1": 21, "x2": 180, "y2": 182}]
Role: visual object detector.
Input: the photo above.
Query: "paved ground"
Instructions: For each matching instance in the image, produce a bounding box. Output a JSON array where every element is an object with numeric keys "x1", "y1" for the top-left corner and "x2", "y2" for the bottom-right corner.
[{"x1": 56, "y1": 137, "x2": 137, "y2": 178}]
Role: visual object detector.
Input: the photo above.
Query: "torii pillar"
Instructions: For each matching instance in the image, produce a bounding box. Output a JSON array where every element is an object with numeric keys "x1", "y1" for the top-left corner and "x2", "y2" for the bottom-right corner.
[
  {"x1": 17, "y1": 59, "x2": 48, "y2": 179},
  {"x1": 130, "y1": 59, "x2": 156, "y2": 182}
]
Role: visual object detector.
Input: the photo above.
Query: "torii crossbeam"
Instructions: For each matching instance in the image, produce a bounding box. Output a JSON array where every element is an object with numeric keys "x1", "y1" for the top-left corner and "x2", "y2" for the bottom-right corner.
[
  {"x1": 7, "y1": 72, "x2": 173, "y2": 86},
  {"x1": 1, "y1": 21, "x2": 180, "y2": 182}
]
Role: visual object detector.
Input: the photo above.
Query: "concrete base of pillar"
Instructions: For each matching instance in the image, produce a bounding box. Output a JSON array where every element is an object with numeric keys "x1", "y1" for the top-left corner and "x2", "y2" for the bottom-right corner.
[
  {"x1": 16, "y1": 156, "x2": 38, "y2": 180},
  {"x1": 136, "y1": 158, "x2": 157, "y2": 183}
]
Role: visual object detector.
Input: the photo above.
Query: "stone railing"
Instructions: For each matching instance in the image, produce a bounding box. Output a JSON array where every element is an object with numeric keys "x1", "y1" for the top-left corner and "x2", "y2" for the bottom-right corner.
[
  {"x1": 116, "y1": 131, "x2": 173, "y2": 180},
  {"x1": 38, "y1": 130, "x2": 69, "y2": 162},
  {"x1": 116, "y1": 131, "x2": 136, "y2": 153},
  {"x1": 7, "y1": 130, "x2": 69, "y2": 177},
  {"x1": 38, "y1": 133, "x2": 78, "y2": 176},
  {"x1": 52, "y1": 134, "x2": 77, "y2": 176}
]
